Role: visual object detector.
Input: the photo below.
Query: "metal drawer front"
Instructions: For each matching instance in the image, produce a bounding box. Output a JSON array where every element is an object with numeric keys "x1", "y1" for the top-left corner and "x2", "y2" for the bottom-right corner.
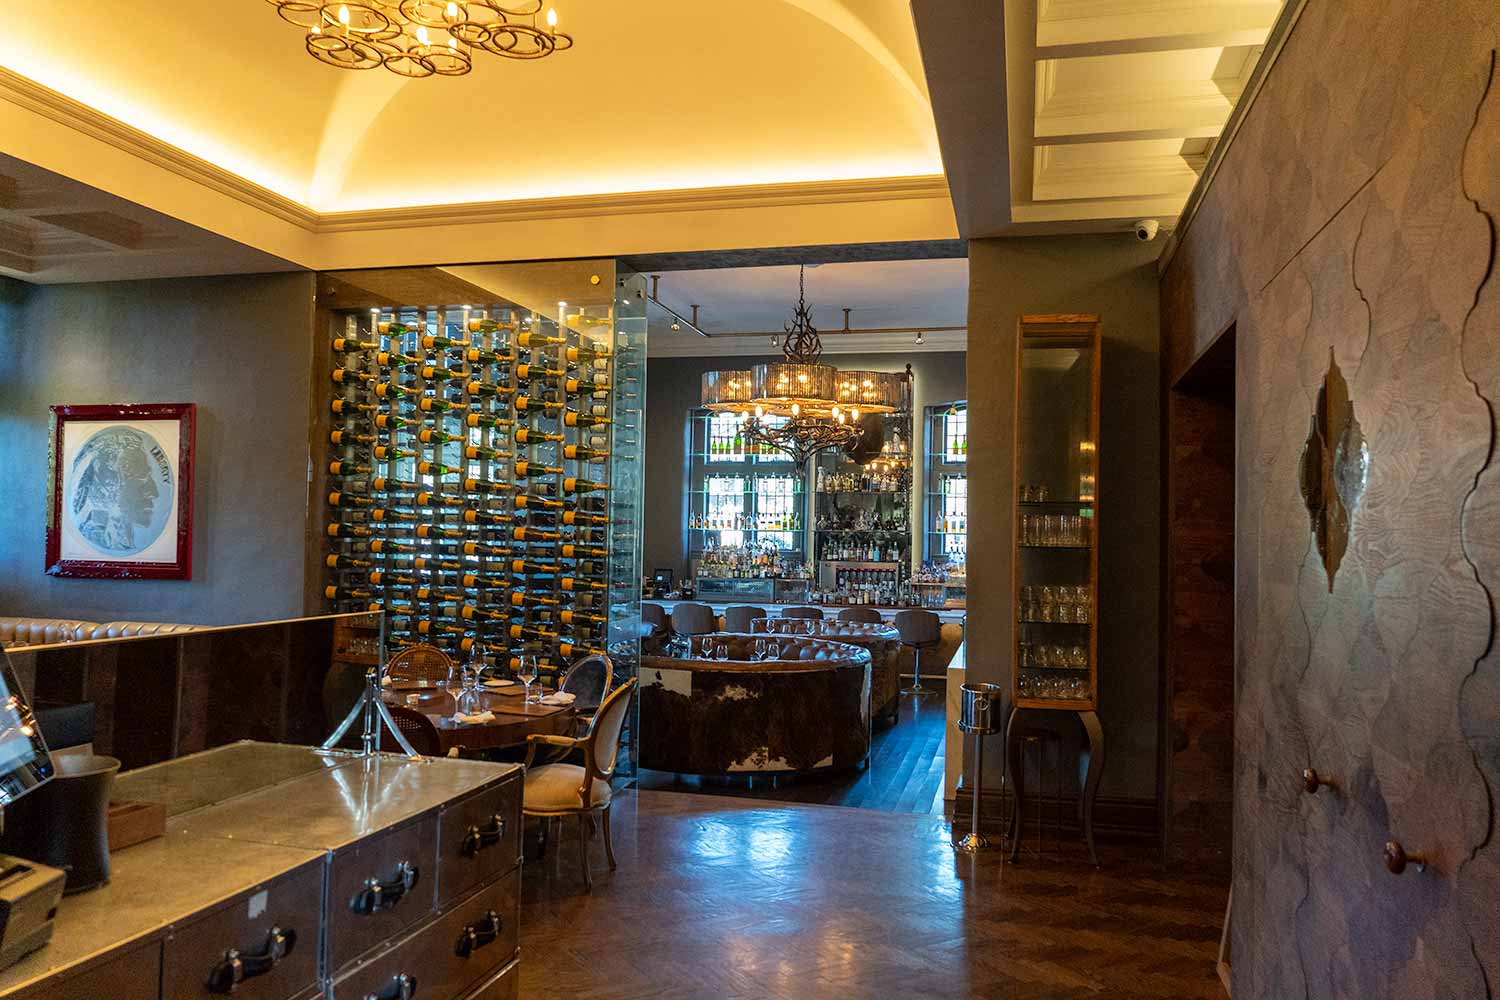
[
  {"x1": 457, "y1": 958, "x2": 518, "y2": 1000},
  {"x1": 328, "y1": 814, "x2": 439, "y2": 973},
  {"x1": 331, "y1": 872, "x2": 518, "y2": 1000},
  {"x1": 436, "y1": 776, "x2": 521, "y2": 906},
  {"x1": 162, "y1": 858, "x2": 323, "y2": 1000},
  {"x1": 10, "y1": 941, "x2": 160, "y2": 1000}
]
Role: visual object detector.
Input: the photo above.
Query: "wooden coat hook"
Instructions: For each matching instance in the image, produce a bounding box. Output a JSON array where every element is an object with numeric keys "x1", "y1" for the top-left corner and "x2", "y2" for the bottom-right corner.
[
  {"x1": 1383, "y1": 840, "x2": 1427, "y2": 875},
  {"x1": 1301, "y1": 767, "x2": 1334, "y2": 794}
]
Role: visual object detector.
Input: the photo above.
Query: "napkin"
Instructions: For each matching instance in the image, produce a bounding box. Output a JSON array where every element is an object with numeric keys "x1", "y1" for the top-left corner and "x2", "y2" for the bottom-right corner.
[
  {"x1": 454, "y1": 710, "x2": 495, "y2": 725},
  {"x1": 538, "y1": 692, "x2": 577, "y2": 707}
]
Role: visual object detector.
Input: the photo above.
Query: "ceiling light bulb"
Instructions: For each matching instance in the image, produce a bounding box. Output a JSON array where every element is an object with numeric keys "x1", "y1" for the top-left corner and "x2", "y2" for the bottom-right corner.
[
  {"x1": 670, "y1": 321, "x2": 681, "y2": 331},
  {"x1": 851, "y1": 407, "x2": 860, "y2": 420},
  {"x1": 791, "y1": 403, "x2": 800, "y2": 417},
  {"x1": 755, "y1": 405, "x2": 764, "y2": 418}
]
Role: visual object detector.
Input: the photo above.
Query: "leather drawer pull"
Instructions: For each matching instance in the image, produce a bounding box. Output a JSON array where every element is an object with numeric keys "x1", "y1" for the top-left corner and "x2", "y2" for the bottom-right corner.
[
  {"x1": 351, "y1": 861, "x2": 420, "y2": 915},
  {"x1": 1384, "y1": 840, "x2": 1427, "y2": 875},
  {"x1": 454, "y1": 911, "x2": 502, "y2": 959},
  {"x1": 365, "y1": 973, "x2": 418, "y2": 1000},
  {"x1": 206, "y1": 926, "x2": 296, "y2": 994},
  {"x1": 461, "y1": 815, "x2": 506, "y2": 858}
]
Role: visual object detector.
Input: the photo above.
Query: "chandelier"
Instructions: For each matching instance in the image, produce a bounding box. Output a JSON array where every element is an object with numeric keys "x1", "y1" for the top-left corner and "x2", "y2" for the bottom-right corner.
[
  {"x1": 700, "y1": 267, "x2": 906, "y2": 466},
  {"x1": 266, "y1": 2, "x2": 573, "y2": 78}
]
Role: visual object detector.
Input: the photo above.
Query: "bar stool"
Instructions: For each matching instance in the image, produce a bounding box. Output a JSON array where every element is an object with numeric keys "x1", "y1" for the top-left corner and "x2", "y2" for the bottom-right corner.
[
  {"x1": 894, "y1": 609, "x2": 940, "y2": 694},
  {"x1": 669, "y1": 602, "x2": 716, "y2": 652},
  {"x1": 781, "y1": 606, "x2": 824, "y2": 620},
  {"x1": 723, "y1": 605, "x2": 767, "y2": 632},
  {"x1": 837, "y1": 607, "x2": 883, "y2": 624}
]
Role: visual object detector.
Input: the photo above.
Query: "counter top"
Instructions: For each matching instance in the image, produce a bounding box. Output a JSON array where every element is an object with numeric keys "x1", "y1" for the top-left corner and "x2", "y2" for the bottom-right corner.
[{"x1": 648, "y1": 598, "x2": 966, "y2": 623}]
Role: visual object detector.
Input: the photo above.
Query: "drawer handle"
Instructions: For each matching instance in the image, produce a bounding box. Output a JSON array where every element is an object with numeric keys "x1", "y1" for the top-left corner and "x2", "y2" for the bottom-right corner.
[
  {"x1": 351, "y1": 861, "x2": 420, "y2": 916},
  {"x1": 454, "y1": 911, "x2": 502, "y2": 959},
  {"x1": 461, "y1": 815, "x2": 507, "y2": 858},
  {"x1": 364, "y1": 973, "x2": 418, "y2": 1000},
  {"x1": 206, "y1": 925, "x2": 296, "y2": 994}
]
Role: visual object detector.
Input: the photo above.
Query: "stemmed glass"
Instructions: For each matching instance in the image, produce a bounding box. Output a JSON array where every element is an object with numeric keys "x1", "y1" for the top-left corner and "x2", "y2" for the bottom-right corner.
[
  {"x1": 445, "y1": 663, "x2": 465, "y2": 723},
  {"x1": 753, "y1": 638, "x2": 767, "y2": 661},
  {"x1": 517, "y1": 654, "x2": 539, "y2": 705}
]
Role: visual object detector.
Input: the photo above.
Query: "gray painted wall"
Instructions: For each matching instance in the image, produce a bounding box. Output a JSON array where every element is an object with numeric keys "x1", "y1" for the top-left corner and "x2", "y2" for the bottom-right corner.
[
  {"x1": 966, "y1": 234, "x2": 1162, "y2": 802},
  {"x1": 0, "y1": 272, "x2": 317, "y2": 626},
  {"x1": 643, "y1": 351, "x2": 968, "y2": 580}
]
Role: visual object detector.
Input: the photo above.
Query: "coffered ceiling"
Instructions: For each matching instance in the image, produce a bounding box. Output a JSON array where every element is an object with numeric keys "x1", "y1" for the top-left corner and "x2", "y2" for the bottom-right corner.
[{"x1": 913, "y1": 0, "x2": 1288, "y2": 238}]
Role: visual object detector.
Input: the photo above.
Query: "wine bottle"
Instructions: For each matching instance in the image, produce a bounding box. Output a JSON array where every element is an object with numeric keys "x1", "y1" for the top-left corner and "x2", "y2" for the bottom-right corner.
[
  {"x1": 374, "y1": 382, "x2": 420, "y2": 400},
  {"x1": 377, "y1": 351, "x2": 423, "y2": 367},
  {"x1": 516, "y1": 364, "x2": 565, "y2": 381},
  {"x1": 419, "y1": 364, "x2": 465, "y2": 382},
  {"x1": 516, "y1": 395, "x2": 565, "y2": 413},
  {"x1": 560, "y1": 576, "x2": 607, "y2": 592},
  {"x1": 333, "y1": 337, "x2": 379, "y2": 353},
  {"x1": 465, "y1": 346, "x2": 514, "y2": 366},
  {"x1": 326, "y1": 553, "x2": 372, "y2": 569},
  {"x1": 415, "y1": 491, "x2": 466, "y2": 508},
  {"x1": 418, "y1": 428, "x2": 464, "y2": 445},
  {"x1": 331, "y1": 399, "x2": 375, "y2": 415},
  {"x1": 329, "y1": 430, "x2": 376, "y2": 446},
  {"x1": 329, "y1": 460, "x2": 373, "y2": 476},
  {"x1": 564, "y1": 411, "x2": 611, "y2": 428},
  {"x1": 457, "y1": 573, "x2": 505, "y2": 590},
  {"x1": 326, "y1": 522, "x2": 373, "y2": 538},
  {"x1": 506, "y1": 655, "x2": 561, "y2": 673},
  {"x1": 516, "y1": 331, "x2": 566, "y2": 348},
  {"x1": 417, "y1": 461, "x2": 464, "y2": 477},
  {"x1": 463, "y1": 478, "x2": 516, "y2": 495},
  {"x1": 327, "y1": 491, "x2": 373, "y2": 508},
  {"x1": 378, "y1": 319, "x2": 427, "y2": 336},
  {"x1": 462, "y1": 509, "x2": 512, "y2": 526},
  {"x1": 331, "y1": 368, "x2": 374, "y2": 385},
  {"x1": 388, "y1": 618, "x2": 467, "y2": 637},
  {"x1": 419, "y1": 332, "x2": 468, "y2": 351},
  {"x1": 375, "y1": 414, "x2": 414, "y2": 431},
  {"x1": 567, "y1": 560, "x2": 608, "y2": 576},
  {"x1": 463, "y1": 541, "x2": 512, "y2": 558},
  {"x1": 514, "y1": 494, "x2": 564, "y2": 511},
  {"x1": 563, "y1": 444, "x2": 610, "y2": 462},
  {"x1": 509, "y1": 591, "x2": 560, "y2": 607},
  {"x1": 325, "y1": 585, "x2": 374, "y2": 601},
  {"x1": 416, "y1": 524, "x2": 464, "y2": 540},
  {"x1": 369, "y1": 508, "x2": 418, "y2": 523},
  {"x1": 561, "y1": 544, "x2": 608, "y2": 560},
  {"x1": 509, "y1": 623, "x2": 559, "y2": 641},
  {"x1": 413, "y1": 556, "x2": 463, "y2": 571},
  {"x1": 465, "y1": 445, "x2": 512, "y2": 462},
  {"x1": 563, "y1": 477, "x2": 609, "y2": 494},
  {"x1": 565, "y1": 378, "x2": 612, "y2": 394},
  {"x1": 512, "y1": 527, "x2": 562, "y2": 543},
  {"x1": 510, "y1": 558, "x2": 561, "y2": 574},
  {"x1": 417, "y1": 588, "x2": 467, "y2": 603},
  {"x1": 566, "y1": 345, "x2": 611, "y2": 364},
  {"x1": 374, "y1": 445, "x2": 414, "y2": 462},
  {"x1": 514, "y1": 461, "x2": 564, "y2": 479},
  {"x1": 371, "y1": 538, "x2": 417, "y2": 554},
  {"x1": 466, "y1": 413, "x2": 516, "y2": 430},
  {"x1": 559, "y1": 641, "x2": 607, "y2": 658},
  {"x1": 562, "y1": 510, "x2": 609, "y2": 527},
  {"x1": 416, "y1": 396, "x2": 460, "y2": 413},
  {"x1": 454, "y1": 605, "x2": 508, "y2": 622},
  {"x1": 559, "y1": 609, "x2": 607, "y2": 625},
  {"x1": 468, "y1": 317, "x2": 516, "y2": 334},
  {"x1": 373, "y1": 476, "x2": 421, "y2": 492},
  {"x1": 368, "y1": 570, "x2": 419, "y2": 586},
  {"x1": 515, "y1": 428, "x2": 564, "y2": 444}
]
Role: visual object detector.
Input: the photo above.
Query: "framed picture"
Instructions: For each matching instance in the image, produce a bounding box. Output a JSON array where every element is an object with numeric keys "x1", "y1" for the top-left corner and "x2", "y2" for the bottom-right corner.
[{"x1": 46, "y1": 403, "x2": 196, "y2": 579}]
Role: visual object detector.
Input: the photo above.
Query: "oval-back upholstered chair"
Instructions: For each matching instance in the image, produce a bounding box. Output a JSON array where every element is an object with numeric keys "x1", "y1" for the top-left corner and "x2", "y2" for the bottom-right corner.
[
  {"x1": 722, "y1": 605, "x2": 767, "y2": 633},
  {"x1": 523, "y1": 678, "x2": 638, "y2": 891},
  {"x1": 894, "y1": 609, "x2": 942, "y2": 694},
  {"x1": 780, "y1": 606, "x2": 825, "y2": 620},
  {"x1": 837, "y1": 607, "x2": 885, "y2": 624},
  {"x1": 670, "y1": 602, "x2": 718, "y2": 638}
]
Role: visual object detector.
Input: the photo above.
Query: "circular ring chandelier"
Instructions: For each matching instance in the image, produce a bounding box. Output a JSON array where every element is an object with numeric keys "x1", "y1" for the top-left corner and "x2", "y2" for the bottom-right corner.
[
  {"x1": 701, "y1": 267, "x2": 907, "y2": 465},
  {"x1": 267, "y1": 1, "x2": 573, "y2": 77}
]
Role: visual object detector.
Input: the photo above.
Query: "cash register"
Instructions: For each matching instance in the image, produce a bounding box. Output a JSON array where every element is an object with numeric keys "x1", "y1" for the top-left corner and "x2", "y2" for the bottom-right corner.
[{"x1": 0, "y1": 648, "x2": 64, "y2": 973}]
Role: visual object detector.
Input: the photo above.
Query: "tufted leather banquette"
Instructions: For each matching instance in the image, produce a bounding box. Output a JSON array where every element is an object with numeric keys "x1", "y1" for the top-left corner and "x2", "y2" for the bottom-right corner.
[
  {"x1": 748, "y1": 619, "x2": 903, "y2": 723},
  {"x1": 0, "y1": 617, "x2": 202, "y2": 648}
]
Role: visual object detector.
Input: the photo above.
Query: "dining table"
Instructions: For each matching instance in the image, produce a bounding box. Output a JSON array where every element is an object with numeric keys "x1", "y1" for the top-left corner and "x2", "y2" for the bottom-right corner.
[{"x1": 382, "y1": 680, "x2": 577, "y2": 752}]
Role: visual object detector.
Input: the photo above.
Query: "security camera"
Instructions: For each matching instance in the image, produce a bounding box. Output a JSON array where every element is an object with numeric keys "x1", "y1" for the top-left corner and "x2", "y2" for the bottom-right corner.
[{"x1": 1134, "y1": 219, "x2": 1160, "y2": 242}]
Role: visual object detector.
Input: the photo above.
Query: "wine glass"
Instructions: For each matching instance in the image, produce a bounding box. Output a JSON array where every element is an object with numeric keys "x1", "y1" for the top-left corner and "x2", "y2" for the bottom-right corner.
[
  {"x1": 517, "y1": 654, "x2": 539, "y2": 705},
  {"x1": 445, "y1": 663, "x2": 465, "y2": 723}
]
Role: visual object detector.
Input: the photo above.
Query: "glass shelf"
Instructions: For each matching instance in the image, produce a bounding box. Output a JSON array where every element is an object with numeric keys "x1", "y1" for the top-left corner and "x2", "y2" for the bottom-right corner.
[
  {"x1": 1018, "y1": 499, "x2": 1094, "y2": 507},
  {"x1": 1018, "y1": 618, "x2": 1091, "y2": 626},
  {"x1": 816, "y1": 490, "x2": 905, "y2": 497}
]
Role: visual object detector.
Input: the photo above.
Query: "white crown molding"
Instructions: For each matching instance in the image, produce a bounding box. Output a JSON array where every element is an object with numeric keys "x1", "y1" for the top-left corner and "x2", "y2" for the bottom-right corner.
[{"x1": 0, "y1": 66, "x2": 952, "y2": 241}]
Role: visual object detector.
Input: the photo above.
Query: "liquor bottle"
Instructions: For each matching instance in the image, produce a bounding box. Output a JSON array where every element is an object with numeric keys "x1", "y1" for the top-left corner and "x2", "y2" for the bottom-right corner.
[
  {"x1": 369, "y1": 508, "x2": 418, "y2": 523},
  {"x1": 418, "y1": 428, "x2": 465, "y2": 445},
  {"x1": 509, "y1": 591, "x2": 560, "y2": 607},
  {"x1": 329, "y1": 460, "x2": 372, "y2": 477},
  {"x1": 416, "y1": 397, "x2": 461, "y2": 414},
  {"x1": 516, "y1": 395, "x2": 565, "y2": 413},
  {"x1": 562, "y1": 510, "x2": 609, "y2": 527},
  {"x1": 514, "y1": 494, "x2": 564, "y2": 511},
  {"x1": 374, "y1": 445, "x2": 414, "y2": 462},
  {"x1": 374, "y1": 382, "x2": 420, "y2": 401},
  {"x1": 468, "y1": 317, "x2": 516, "y2": 334},
  {"x1": 417, "y1": 461, "x2": 464, "y2": 477},
  {"x1": 514, "y1": 461, "x2": 564, "y2": 479},
  {"x1": 368, "y1": 570, "x2": 419, "y2": 586},
  {"x1": 466, "y1": 413, "x2": 516, "y2": 430},
  {"x1": 378, "y1": 319, "x2": 427, "y2": 336},
  {"x1": 419, "y1": 332, "x2": 468, "y2": 351},
  {"x1": 413, "y1": 556, "x2": 463, "y2": 571},
  {"x1": 563, "y1": 444, "x2": 610, "y2": 462},
  {"x1": 564, "y1": 378, "x2": 612, "y2": 394},
  {"x1": 515, "y1": 428, "x2": 564, "y2": 445},
  {"x1": 415, "y1": 491, "x2": 466, "y2": 508},
  {"x1": 509, "y1": 623, "x2": 558, "y2": 641},
  {"x1": 325, "y1": 585, "x2": 375, "y2": 601},
  {"x1": 462, "y1": 509, "x2": 513, "y2": 526},
  {"x1": 561, "y1": 544, "x2": 607, "y2": 560},
  {"x1": 563, "y1": 477, "x2": 609, "y2": 494},
  {"x1": 331, "y1": 399, "x2": 375, "y2": 415},
  {"x1": 516, "y1": 364, "x2": 565, "y2": 381},
  {"x1": 416, "y1": 524, "x2": 465, "y2": 541},
  {"x1": 512, "y1": 527, "x2": 562, "y2": 543},
  {"x1": 510, "y1": 558, "x2": 561, "y2": 574},
  {"x1": 463, "y1": 478, "x2": 517, "y2": 495},
  {"x1": 516, "y1": 331, "x2": 566, "y2": 348},
  {"x1": 326, "y1": 522, "x2": 373, "y2": 538},
  {"x1": 373, "y1": 476, "x2": 421, "y2": 492},
  {"x1": 559, "y1": 609, "x2": 607, "y2": 625},
  {"x1": 566, "y1": 345, "x2": 612, "y2": 364},
  {"x1": 327, "y1": 491, "x2": 373, "y2": 508},
  {"x1": 465, "y1": 444, "x2": 512, "y2": 462},
  {"x1": 466, "y1": 380, "x2": 515, "y2": 398},
  {"x1": 329, "y1": 429, "x2": 375, "y2": 446},
  {"x1": 463, "y1": 572, "x2": 510, "y2": 589},
  {"x1": 377, "y1": 351, "x2": 423, "y2": 367},
  {"x1": 564, "y1": 411, "x2": 611, "y2": 428},
  {"x1": 560, "y1": 576, "x2": 607, "y2": 592},
  {"x1": 331, "y1": 368, "x2": 374, "y2": 385},
  {"x1": 465, "y1": 346, "x2": 514, "y2": 366},
  {"x1": 370, "y1": 538, "x2": 417, "y2": 555},
  {"x1": 375, "y1": 413, "x2": 414, "y2": 431},
  {"x1": 462, "y1": 541, "x2": 511, "y2": 558},
  {"x1": 333, "y1": 337, "x2": 380, "y2": 353},
  {"x1": 326, "y1": 553, "x2": 372, "y2": 570}
]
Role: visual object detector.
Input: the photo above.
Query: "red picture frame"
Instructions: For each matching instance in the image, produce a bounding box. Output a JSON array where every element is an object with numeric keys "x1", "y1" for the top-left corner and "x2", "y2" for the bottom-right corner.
[{"x1": 45, "y1": 403, "x2": 196, "y2": 580}]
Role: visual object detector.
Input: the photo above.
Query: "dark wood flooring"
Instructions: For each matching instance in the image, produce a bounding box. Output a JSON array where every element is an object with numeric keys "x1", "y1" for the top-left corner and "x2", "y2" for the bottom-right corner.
[
  {"x1": 634, "y1": 681, "x2": 950, "y2": 814},
  {"x1": 519, "y1": 789, "x2": 1230, "y2": 999}
]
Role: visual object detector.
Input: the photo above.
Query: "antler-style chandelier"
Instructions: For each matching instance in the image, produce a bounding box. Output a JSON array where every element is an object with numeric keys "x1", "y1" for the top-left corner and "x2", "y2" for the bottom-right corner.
[
  {"x1": 266, "y1": 2, "x2": 573, "y2": 78},
  {"x1": 700, "y1": 266, "x2": 906, "y2": 466}
]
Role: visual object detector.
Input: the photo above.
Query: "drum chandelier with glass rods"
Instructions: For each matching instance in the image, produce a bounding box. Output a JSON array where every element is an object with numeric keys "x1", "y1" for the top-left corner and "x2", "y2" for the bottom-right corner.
[
  {"x1": 266, "y1": 1, "x2": 573, "y2": 77},
  {"x1": 700, "y1": 266, "x2": 906, "y2": 465}
]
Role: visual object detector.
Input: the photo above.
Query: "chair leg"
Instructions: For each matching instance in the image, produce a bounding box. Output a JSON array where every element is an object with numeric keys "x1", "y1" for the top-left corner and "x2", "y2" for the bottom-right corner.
[
  {"x1": 577, "y1": 813, "x2": 593, "y2": 892},
  {"x1": 602, "y1": 804, "x2": 617, "y2": 871},
  {"x1": 535, "y1": 815, "x2": 549, "y2": 859}
]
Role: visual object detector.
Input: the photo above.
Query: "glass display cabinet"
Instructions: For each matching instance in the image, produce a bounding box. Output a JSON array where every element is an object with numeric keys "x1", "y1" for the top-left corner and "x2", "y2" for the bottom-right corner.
[{"x1": 1008, "y1": 313, "x2": 1104, "y2": 865}]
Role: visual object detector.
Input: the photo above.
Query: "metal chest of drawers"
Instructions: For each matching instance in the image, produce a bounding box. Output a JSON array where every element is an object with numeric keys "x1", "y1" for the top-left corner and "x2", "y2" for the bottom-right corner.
[{"x1": 0, "y1": 742, "x2": 523, "y2": 1000}]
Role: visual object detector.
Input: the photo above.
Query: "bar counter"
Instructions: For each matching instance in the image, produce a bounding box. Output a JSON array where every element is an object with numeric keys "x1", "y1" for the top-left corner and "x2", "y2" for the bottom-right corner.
[{"x1": 649, "y1": 598, "x2": 967, "y2": 624}]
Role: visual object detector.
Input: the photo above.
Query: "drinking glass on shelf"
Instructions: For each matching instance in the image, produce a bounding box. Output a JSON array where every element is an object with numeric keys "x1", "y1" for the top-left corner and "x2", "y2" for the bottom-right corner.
[
  {"x1": 1036, "y1": 484, "x2": 1049, "y2": 502},
  {"x1": 753, "y1": 638, "x2": 767, "y2": 661},
  {"x1": 1050, "y1": 645, "x2": 1067, "y2": 669},
  {"x1": 445, "y1": 664, "x2": 465, "y2": 722},
  {"x1": 715, "y1": 642, "x2": 729, "y2": 661},
  {"x1": 1070, "y1": 645, "x2": 1088, "y2": 669},
  {"x1": 517, "y1": 654, "x2": 539, "y2": 705}
]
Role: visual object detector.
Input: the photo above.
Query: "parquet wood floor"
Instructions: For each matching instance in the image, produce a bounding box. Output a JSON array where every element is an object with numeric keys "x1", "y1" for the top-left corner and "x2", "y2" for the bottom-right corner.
[
  {"x1": 519, "y1": 789, "x2": 1229, "y2": 999},
  {"x1": 634, "y1": 682, "x2": 950, "y2": 815}
]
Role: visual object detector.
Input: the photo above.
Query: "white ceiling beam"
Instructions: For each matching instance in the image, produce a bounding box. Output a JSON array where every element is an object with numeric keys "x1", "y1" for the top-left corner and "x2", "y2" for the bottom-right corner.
[
  {"x1": 1036, "y1": 1, "x2": 1280, "y2": 57},
  {"x1": 1036, "y1": 27, "x2": 1270, "y2": 61}
]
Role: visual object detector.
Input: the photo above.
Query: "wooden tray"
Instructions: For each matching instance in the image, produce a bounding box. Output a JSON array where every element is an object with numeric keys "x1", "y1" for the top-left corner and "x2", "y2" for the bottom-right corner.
[{"x1": 107, "y1": 800, "x2": 166, "y2": 852}]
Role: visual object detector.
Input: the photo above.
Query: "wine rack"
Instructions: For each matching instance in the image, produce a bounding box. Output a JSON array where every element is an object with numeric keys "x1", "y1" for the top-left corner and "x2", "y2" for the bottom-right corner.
[{"x1": 320, "y1": 272, "x2": 646, "y2": 690}]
